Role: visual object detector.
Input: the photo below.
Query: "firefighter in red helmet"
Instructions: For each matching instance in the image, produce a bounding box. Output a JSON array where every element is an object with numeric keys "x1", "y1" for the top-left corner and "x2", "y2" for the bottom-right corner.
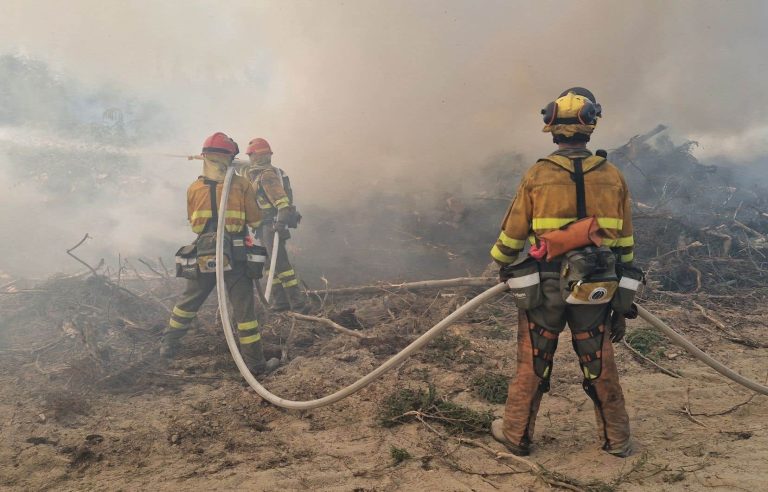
[
  {"x1": 164, "y1": 132, "x2": 279, "y2": 375},
  {"x1": 243, "y1": 138, "x2": 307, "y2": 312}
]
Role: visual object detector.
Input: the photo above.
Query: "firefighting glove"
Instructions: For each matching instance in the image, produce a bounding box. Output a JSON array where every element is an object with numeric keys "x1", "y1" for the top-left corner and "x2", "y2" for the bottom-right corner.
[
  {"x1": 273, "y1": 220, "x2": 291, "y2": 240},
  {"x1": 625, "y1": 303, "x2": 639, "y2": 320},
  {"x1": 499, "y1": 264, "x2": 515, "y2": 283},
  {"x1": 276, "y1": 206, "x2": 292, "y2": 226},
  {"x1": 609, "y1": 310, "x2": 626, "y2": 343},
  {"x1": 609, "y1": 303, "x2": 637, "y2": 343}
]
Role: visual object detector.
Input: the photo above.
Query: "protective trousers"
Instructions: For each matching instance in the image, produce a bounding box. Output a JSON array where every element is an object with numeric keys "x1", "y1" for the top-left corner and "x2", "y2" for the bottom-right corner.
[
  {"x1": 258, "y1": 225, "x2": 305, "y2": 310},
  {"x1": 166, "y1": 262, "x2": 263, "y2": 348},
  {"x1": 502, "y1": 276, "x2": 630, "y2": 454}
]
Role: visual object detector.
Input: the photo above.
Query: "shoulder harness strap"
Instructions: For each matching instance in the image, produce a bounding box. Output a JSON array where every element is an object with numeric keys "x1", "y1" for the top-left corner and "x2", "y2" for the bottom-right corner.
[
  {"x1": 202, "y1": 178, "x2": 219, "y2": 234},
  {"x1": 573, "y1": 158, "x2": 587, "y2": 220}
]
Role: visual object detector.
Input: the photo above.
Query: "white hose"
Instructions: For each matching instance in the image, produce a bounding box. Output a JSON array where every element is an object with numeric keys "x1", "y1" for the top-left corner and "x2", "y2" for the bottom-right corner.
[
  {"x1": 264, "y1": 229, "x2": 280, "y2": 302},
  {"x1": 636, "y1": 305, "x2": 768, "y2": 396},
  {"x1": 215, "y1": 166, "x2": 508, "y2": 409}
]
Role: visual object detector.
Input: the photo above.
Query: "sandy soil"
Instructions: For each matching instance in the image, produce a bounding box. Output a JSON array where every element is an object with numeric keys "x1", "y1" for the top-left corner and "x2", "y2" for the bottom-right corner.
[{"x1": 1, "y1": 279, "x2": 766, "y2": 491}]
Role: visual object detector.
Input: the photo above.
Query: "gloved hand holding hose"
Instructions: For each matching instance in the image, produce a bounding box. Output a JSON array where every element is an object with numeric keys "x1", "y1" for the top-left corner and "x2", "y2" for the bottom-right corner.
[
  {"x1": 274, "y1": 207, "x2": 292, "y2": 240},
  {"x1": 609, "y1": 303, "x2": 637, "y2": 343}
]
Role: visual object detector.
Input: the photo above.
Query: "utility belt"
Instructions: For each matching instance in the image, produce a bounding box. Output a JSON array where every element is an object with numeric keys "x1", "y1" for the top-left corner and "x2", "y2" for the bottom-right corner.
[
  {"x1": 504, "y1": 246, "x2": 643, "y2": 313},
  {"x1": 175, "y1": 229, "x2": 267, "y2": 281}
]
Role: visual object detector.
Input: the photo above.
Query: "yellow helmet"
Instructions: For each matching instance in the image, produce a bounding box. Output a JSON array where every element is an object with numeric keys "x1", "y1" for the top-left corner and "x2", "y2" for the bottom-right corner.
[{"x1": 541, "y1": 88, "x2": 602, "y2": 140}]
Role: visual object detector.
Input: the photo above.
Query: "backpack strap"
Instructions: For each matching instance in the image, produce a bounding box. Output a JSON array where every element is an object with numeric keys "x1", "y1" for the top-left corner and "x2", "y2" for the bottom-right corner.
[
  {"x1": 202, "y1": 178, "x2": 219, "y2": 234},
  {"x1": 538, "y1": 154, "x2": 607, "y2": 220},
  {"x1": 572, "y1": 158, "x2": 587, "y2": 219}
]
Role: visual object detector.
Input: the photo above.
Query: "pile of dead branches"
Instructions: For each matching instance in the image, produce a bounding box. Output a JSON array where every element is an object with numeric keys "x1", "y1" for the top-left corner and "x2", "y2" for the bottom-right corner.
[
  {"x1": 612, "y1": 127, "x2": 768, "y2": 296},
  {"x1": 0, "y1": 270, "x2": 169, "y2": 393}
]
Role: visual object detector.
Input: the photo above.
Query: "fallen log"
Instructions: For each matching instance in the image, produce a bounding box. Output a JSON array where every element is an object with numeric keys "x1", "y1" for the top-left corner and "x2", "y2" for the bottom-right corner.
[{"x1": 305, "y1": 277, "x2": 497, "y2": 297}]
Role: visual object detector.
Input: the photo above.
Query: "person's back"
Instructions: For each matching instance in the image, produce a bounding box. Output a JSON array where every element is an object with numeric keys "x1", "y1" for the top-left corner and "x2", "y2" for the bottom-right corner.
[
  {"x1": 243, "y1": 137, "x2": 307, "y2": 312},
  {"x1": 164, "y1": 132, "x2": 279, "y2": 375},
  {"x1": 490, "y1": 88, "x2": 639, "y2": 458}
]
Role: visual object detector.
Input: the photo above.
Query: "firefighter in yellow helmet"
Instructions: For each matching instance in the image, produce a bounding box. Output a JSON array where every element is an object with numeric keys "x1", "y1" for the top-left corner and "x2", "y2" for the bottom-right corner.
[
  {"x1": 243, "y1": 138, "x2": 307, "y2": 312},
  {"x1": 163, "y1": 132, "x2": 279, "y2": 375},
  {"x1": 489, "y1": 88, "x2": 637, "y2": 457}
]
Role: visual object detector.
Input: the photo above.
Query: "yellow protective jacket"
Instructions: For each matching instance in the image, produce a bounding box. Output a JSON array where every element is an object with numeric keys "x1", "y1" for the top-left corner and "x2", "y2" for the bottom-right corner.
[
  {"x1": 491, "y1": 150, "x2": 634, "y2": 265},
  {"x1": 251, "y1": 167, "x2": 291, "y2": 216},
  {"x1": 187, "y1": 175, "x2": 263, "y2": 234}
]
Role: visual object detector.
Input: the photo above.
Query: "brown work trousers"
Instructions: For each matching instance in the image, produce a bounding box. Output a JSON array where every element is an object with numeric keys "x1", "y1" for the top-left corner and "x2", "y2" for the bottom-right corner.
[{"x1": 502, "y1": 276, "x2": 630, "y2": 452}]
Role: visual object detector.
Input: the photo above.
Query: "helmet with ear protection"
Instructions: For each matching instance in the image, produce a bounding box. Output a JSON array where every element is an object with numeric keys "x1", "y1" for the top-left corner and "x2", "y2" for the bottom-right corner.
[{"x1": 541, "y1": 88, "x2": 602, "y2": 125}]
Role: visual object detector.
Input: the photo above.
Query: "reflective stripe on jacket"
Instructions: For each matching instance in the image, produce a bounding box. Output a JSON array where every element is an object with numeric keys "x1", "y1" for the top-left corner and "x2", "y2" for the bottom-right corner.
[
  {"x1": 187, "y1": 175, "x2": 262, "y2": 233},
  {"x1": 491, "y1": 151, "x2": 635, "y2": 265},
  {"x1": 252, "y1": 167, "x2": 291, "y2": 213}
]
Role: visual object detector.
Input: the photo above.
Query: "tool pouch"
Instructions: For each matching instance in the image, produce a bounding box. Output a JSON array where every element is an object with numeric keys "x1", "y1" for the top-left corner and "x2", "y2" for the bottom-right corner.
[
  {"x1": 538, "y1": 216, "x2": 603, "y2": 261},
  {"x1": 245, "y1": 244, "x2": 268, "y2": 279},
  {"x1": 503, "y1": 256, "x2": 543, "y2": 310},
  {"x1": 612, "y1": 263, "x2": 645, "y2": 314},
  {"x1": 175, "y1": 244, "x2": 199, "y2": 280},
  {"x1": 231, "y1": 237, "x2": 247, "y2": 262},
  {"x1": 195, "y1": 232, "x2": 233, "y2": 274},
  {"x1": 560, "y1": 246, "x2": 618, "y2": 305}
]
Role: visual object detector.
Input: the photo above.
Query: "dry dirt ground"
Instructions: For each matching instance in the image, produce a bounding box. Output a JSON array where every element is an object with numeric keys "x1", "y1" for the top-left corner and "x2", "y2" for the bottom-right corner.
[{"x1": 1, "y1": 276, "x2": 766, "y2": 491}]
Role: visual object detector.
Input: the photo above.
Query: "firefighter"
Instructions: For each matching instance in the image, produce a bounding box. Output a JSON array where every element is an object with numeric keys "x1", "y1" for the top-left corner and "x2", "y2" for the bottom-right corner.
[
  {"x1": 490, "y1": 88, "x2": 634, "y2": 457},
  {"x1": 162, "y1": 132, "x2": 279, "y2": 375},
  {"x1": 242, "y1": 138, "x2": 307, "y2": 312}
]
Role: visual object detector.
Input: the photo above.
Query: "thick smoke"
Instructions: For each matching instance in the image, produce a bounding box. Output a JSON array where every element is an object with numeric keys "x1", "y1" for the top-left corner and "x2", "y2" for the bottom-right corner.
[{"x1": 1, "y1": 1, "x2": 767, "y2": 281}]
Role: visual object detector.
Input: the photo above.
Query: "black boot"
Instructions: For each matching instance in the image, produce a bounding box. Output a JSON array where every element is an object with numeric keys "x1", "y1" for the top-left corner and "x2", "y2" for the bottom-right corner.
[
  {"x1": 160, "y1": 329, "x2": 186, "y2": 358},
  {"x1": 241, "y1": 341, "x2": 279, "y2": 375},
  {"x1": 271, "y1": 286, "x2": 291, "y2": 312},
  {"x1": 285, "y1": 284, "x2": 309, "y2": 313}
]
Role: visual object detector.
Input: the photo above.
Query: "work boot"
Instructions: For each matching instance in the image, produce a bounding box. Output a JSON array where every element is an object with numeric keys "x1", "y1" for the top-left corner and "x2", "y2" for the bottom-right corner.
[
  {"x1": 160, "y1": 330, "x2": 186, "y2": 359},
  {"x1": 241, "y1": 341, "x2": 280, "y2": 375},
  {"x1": 604, "y1": 440, "x2": 633, "y2": 458},
  {"x1": 491, "y1": 419, "x2": 530, "y2": 456},
  {"x1": 285, "y1": 284, "x2": 309, "y2": 313}
]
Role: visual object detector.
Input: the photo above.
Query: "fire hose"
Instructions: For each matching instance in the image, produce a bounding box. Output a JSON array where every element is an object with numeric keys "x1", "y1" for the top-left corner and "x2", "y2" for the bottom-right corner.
[
  {"x1": 214, "y1": 167, "x2": 768, "y2": 411},
  {"x1": 263, "y1": 228, "x2": 280, "y2": 303}
]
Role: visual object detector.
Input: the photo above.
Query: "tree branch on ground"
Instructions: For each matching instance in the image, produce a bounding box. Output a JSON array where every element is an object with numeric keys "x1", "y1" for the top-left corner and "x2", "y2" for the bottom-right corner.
[
  {"x1": 284, "y1": 312, "x2": 369, "y2": 339},
  {"x1": 305, "y1": 277, "x2": 496, "y2": 297}
]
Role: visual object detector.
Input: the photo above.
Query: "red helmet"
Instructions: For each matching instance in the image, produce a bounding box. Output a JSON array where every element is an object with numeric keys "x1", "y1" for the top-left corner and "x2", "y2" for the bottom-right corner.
[
  {"x1": 202, "y1": 132, "x2": 239, "y2": 156},
  {"x1": 246, "y1": 138, "x2": 273, "y2": 156}
]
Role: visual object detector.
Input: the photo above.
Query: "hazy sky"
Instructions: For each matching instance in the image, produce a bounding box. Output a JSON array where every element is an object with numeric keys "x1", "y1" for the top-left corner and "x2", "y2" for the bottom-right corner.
[{"x1": 2, "y1": 1, "x2": 767, "y2": 177}]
